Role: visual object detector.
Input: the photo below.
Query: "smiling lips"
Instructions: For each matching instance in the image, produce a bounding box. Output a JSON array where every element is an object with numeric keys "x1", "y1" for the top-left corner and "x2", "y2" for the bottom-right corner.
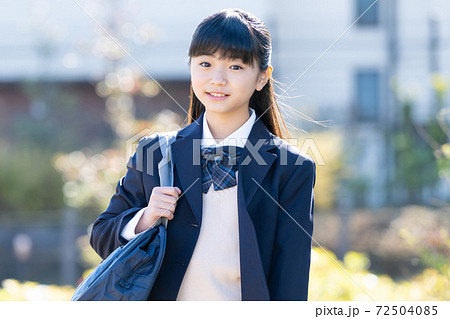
[
  {"x1": 207, "y1": 91, "x2": 229, "y2": 100},
  {"x1": 207, "y1": 91, "x2": 229, "y2": 97}
]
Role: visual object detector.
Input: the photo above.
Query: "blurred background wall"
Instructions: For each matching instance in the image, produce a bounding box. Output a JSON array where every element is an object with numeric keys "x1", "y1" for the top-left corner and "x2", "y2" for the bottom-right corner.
[{"x1": 0, "y1": 0, "x2": 449, "y2": 300}]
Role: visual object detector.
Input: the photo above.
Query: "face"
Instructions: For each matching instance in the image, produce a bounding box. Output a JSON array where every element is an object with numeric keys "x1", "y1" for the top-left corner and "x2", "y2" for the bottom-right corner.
[{"x1": 190, "y1": 53, "x2": 272, "y2": 117}]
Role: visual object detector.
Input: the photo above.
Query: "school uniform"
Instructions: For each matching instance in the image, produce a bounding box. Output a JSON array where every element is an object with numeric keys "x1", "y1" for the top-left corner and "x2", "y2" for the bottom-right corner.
[{"x1": 90, "y1": 107, "x2": 316, "y2": 301}]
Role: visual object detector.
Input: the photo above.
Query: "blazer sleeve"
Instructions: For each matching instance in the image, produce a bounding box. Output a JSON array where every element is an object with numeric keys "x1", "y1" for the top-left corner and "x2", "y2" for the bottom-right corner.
[
  {"x1": 89, "y1": 136, "x2": 160, "y2": 260},
  {"x1": 268, "y1": 158, "x2": 316, "y2": 301}
]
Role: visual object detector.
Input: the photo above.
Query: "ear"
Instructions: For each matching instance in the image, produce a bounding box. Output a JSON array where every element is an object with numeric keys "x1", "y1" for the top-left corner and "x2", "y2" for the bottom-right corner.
[{"x1": 256, "y1": 65, "x2": 273, "y2": 91}]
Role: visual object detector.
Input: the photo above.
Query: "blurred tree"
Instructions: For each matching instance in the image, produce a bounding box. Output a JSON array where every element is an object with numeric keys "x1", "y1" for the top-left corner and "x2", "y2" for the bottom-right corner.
[
  {"x1": 429, "y1": 74, "x2": 450, "y2": 181},
  {"x1": 392, "y1": 101, "x2": 439, "y2": 203},
  {"x1": 0, "y1": 142, "x2": 64, "y2": 214},
  {"x1": 392, "y1": 74, "x2": 449, "y2": 204},
  {"x1": 52, "y1": 1, "x2": 182, "y2": 213}
]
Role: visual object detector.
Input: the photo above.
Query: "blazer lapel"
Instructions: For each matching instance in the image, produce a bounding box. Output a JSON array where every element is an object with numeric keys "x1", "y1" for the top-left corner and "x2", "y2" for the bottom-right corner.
[
  {"x1": 238, "y1": 118, "x2": 277, "y2": 300},
  {"x1": 239, "y1": 118, "x2": 277, "y2": 207}
]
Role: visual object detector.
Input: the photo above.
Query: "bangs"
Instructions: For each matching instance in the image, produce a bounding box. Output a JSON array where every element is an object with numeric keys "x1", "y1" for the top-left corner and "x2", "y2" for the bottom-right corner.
[{"x1": 188, "y1": 12, "x2": 259, "y2": 67}]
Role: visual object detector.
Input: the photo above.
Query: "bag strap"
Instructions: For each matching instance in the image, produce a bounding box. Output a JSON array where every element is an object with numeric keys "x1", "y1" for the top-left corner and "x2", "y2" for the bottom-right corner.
[{"x1": 156, "y1": 131, "x2": 178, "y2": 229}]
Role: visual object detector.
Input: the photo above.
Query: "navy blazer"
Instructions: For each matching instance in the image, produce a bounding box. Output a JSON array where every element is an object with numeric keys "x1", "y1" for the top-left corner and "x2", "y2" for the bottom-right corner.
[{"x1": 90, "y1": 111, "x2": 316, "y2": 301}]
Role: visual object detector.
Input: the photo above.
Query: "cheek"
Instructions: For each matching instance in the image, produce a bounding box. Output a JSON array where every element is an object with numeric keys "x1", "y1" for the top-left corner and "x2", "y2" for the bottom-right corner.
[
  {"x1": 190, "y1": 72, "x2": 203, "y2": 92},
  {"x1": 191, "y1": 81, "x2": 202, "y2": 97},
  {"x1": 191, "y1": 70, "x2": 207, "y2": 87},
  {"x1": 191, "y1": 81, "x2": 208, "y2": 102},
  {"x1": 236, "y1": 74, "x2": 259, "y2": 94},
  {"x1": 245, "y1": 70, "x2": 260, "y2": 84}
]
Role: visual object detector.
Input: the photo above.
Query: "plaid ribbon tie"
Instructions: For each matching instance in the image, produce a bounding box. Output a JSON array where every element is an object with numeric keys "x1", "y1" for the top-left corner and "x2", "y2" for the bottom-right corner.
[{"x1": 201, "y1": 145, "x2": 244, "y2": 194}]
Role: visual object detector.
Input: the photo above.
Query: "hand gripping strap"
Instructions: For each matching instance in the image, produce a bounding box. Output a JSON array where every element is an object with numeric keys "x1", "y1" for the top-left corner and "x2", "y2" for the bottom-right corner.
[{"x1": 156, "y1": 131, "x2": 178, "y2": 229}]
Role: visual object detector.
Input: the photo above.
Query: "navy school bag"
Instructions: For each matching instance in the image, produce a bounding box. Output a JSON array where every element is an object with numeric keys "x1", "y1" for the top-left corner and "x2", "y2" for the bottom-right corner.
[{"x1": 71, "y1": 132, "x2": 177, "y2": 301}]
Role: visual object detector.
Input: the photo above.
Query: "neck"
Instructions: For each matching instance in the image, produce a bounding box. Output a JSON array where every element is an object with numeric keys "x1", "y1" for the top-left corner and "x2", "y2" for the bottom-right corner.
[{"x1": 205, "y1": 108, "x2": 250, "y2": 143}]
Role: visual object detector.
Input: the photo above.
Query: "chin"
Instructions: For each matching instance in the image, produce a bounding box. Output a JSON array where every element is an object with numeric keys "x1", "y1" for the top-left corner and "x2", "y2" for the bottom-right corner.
[{"x1": 204, "y1": 106, "x2": 230, "y2": 114}]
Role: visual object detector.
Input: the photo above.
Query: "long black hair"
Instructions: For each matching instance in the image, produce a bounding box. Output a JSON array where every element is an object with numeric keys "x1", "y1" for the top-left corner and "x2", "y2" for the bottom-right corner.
[{"x1": 185, "y1": 8, "x2": 289, "y2": 138}]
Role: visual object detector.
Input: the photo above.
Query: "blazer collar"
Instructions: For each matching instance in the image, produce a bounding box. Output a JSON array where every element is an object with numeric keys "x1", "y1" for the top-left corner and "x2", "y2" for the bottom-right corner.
[{"x1": 171, "y1": 111, "x2": 277, "y2": 226}]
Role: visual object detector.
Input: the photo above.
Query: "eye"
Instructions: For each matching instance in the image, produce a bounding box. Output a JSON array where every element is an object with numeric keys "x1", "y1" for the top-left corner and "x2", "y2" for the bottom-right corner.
[
  {"x1": 230, "y1": 65, "x2": 243, "y2": 70},
  {"x1": 199, "y1": 62, "x2": 211, "y2": 67}
]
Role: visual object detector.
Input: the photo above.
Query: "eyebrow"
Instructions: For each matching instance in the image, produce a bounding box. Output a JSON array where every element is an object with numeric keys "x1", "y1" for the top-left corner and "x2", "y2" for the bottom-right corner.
[{"x1": 196, "y1": 54, "x2": 244, "y2": 63}]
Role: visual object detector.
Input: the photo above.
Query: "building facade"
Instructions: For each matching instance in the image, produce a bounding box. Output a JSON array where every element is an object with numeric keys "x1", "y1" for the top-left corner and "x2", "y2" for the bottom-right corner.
[{"x1": 1, "y1": 0, "x2": 449, "y2": 207}]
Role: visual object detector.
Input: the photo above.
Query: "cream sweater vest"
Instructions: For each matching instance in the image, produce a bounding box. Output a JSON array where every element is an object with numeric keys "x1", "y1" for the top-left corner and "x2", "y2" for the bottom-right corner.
[{"x1": 176, "y1": 173, "x2": 241, "y2": 300}]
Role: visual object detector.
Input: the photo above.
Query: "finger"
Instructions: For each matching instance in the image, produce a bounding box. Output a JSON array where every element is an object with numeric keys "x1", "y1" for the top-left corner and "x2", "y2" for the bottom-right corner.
[
  {"x1": 156, "y1": 209, "x2": 174, "y2": 220},
  {"x1": 155, "y1": 200, "x2": 177, "y2": 212},
  {"x1": 154, "y1": 193, "x2": 178, "y2": 206},
  {"x1": 150, "y1": 189, "x2": 178, "y2": 203},
  {"x1": 156, "y1": 186, "x2": 180, "y2": 198}
]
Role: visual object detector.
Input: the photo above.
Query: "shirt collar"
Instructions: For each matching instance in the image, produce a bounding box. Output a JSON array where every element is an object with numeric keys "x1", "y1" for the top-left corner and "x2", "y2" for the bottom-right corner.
[{"x1": 202, "y1": 107, "x2": 256, "y2": 148}]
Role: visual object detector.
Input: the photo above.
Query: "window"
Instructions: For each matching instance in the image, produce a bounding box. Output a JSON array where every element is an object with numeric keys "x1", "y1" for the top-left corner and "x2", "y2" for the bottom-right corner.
[
  {"x1": 356, "y1": 0, "x2": 379, "y2": 26},
  {"x1": 356, "y1": 70, "x2": 380, "y2": 122}
]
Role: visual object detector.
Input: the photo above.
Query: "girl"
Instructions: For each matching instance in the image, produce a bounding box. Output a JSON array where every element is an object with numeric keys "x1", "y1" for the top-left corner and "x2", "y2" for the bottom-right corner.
[{"x1": 90, "y1": 8, "x2": 316, "y2": 301}]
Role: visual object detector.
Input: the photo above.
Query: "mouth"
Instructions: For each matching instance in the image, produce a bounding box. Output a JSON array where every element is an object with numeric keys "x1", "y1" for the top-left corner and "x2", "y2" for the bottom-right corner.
[{"x1": 207, "y1": 91, "x2": 229, "y2": 98}]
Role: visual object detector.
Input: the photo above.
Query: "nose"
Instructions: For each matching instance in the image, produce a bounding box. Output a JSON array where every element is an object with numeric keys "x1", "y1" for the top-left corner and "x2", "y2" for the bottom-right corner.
[{"x1": 210, "y1": 69, "x2": 227, "y2": 86}]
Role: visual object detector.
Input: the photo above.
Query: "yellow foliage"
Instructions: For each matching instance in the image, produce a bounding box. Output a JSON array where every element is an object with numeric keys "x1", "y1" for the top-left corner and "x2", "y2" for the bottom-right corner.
[
  {"x1": 344, "y1": 251, "x2": 370, "y2": 272},
  {"x1": 290, "y1": 130, "x2": 343, "y2": 210},
  {"x1": 0, "y1": 279, "x2": 74, "y2": 301},
  {"x1": 309, "y1": 247, "x2": 450, "y2": 301},
  {"x1": 1, "y1": 247, "x2": 448, "y2": 301},
  {"x1": 431, "y1": 73, "x2": 448, "y2": 96}
]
